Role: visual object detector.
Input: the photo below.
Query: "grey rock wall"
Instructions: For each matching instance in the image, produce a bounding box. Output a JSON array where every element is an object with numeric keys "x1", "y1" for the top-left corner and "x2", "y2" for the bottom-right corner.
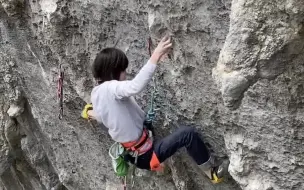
[{"x1": 0, "y1": 0, "x2": 303, "y2": 190}]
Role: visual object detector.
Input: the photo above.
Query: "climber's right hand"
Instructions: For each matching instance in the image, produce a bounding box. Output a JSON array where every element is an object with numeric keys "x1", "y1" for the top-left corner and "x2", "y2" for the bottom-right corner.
[
  {"x1": 150, "y1": 35, "x2": 172, "y2": 64},
  {"x1": 87, "y1": 110, "x2": 97, "y2": 120},
  {"x1": 81, "y1": 104, "x2": 94, "y2": 120}
]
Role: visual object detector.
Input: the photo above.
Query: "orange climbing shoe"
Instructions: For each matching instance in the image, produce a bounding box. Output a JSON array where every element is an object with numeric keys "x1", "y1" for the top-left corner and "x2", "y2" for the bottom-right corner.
[{"x1": 81, "y1": 104, "x2": 93, "y2": 120}]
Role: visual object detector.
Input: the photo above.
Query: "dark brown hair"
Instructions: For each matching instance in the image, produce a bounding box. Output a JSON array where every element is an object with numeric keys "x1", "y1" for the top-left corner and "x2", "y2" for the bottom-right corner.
[{"x1": 92, "y1": 48, "x2": 129, "y2": 84}]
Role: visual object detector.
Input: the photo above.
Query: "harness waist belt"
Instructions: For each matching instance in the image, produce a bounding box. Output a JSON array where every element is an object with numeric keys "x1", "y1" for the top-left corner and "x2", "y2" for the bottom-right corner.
[{"x1": 121, "y1": 129, "x2": 152, "y2": 155}]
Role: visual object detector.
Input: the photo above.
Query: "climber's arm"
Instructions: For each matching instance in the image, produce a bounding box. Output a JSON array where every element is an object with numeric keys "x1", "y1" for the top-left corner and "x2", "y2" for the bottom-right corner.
[
  {"x1": 109, "y1": 61, "x2": 157, "y2": 99},
  {"x1": 81, "y1": 104, "x2": 97, "y2": 121},
  {"x1": 109, "y1": 36, "x2": 172, "y2": 99},
  {"x1": 82, "y1": 108, "x2": 107, "y2": 131}
]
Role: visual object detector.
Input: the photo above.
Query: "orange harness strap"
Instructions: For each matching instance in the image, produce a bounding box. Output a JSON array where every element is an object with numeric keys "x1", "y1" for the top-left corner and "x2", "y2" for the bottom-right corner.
[
  {"x1": 121, "y1": 129, "x2": 163, "y2": 171},
  {"x1": 121, "y1": 129, "x2": 148, "y2": 149},
  {"x1": 121, "y1": 129, "x2": 152, "y2": 155}
]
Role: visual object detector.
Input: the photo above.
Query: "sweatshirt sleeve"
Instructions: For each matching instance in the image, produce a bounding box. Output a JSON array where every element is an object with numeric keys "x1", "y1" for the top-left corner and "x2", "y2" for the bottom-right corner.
[{"x1": 108, "y1": 61, "x2": 157, "y2": 99}]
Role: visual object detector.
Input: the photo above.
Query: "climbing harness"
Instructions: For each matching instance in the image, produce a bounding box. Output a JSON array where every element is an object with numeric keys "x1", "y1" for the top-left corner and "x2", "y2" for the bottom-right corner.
[
  {"x1": 121, "y1": 128, "x2": 153, "y2": 188},
  {"x1": 57, "y1": 64, "x2": 64, "y2": 120},
  {"x1": 121, "y1": 129, "x2": 153, "y2": 155},
  {"x1": 108, "y1": 128, "x2": 153, "y2": 189}
]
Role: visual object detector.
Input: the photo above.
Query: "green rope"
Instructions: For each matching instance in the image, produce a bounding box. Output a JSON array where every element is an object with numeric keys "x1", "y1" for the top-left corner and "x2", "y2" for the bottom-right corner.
[
  {"x1": 146, "y1": 76, "x2": 159, "y2": 123},
  {"x1": 146, "y1": 37, "x2": 160, "y2": 124}
]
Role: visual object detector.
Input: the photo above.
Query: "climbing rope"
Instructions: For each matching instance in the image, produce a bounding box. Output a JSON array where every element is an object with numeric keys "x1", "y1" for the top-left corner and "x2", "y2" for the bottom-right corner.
[
  {"x1": 123, "y1": 39, "x2": 160, "y2": 189},
  {"x1": 57, "y1": 64, "x2": 64, "y2": 120},
  {"x1": 145, "y1": 37, "x2": 160, "y2": 124},
  {"x1": 146, "y1": 78, "x2": 159, "y2": 123}
]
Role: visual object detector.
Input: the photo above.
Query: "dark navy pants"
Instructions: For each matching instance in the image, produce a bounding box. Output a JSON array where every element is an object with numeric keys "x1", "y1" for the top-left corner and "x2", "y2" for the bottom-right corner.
[{"x1": 125, "y1": 126, "x2": 210, "y2": 170}]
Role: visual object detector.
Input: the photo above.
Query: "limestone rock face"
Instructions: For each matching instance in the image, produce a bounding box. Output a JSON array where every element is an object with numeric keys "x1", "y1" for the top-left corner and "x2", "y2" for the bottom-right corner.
[{"x1": 0, "y1": 0, "x2": 303, "y2": 190}]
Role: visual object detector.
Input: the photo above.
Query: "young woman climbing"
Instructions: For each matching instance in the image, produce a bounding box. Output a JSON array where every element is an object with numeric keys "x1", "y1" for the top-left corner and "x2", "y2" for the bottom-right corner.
[{"x1": 82, "y1": 36, "x2": 228, "y2": 184}]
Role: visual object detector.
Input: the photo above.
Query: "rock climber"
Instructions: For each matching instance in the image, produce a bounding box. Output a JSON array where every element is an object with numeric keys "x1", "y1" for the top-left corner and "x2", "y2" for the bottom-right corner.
[{"x1": 82, "y1": 36, "x2": 228, "y2": 183}]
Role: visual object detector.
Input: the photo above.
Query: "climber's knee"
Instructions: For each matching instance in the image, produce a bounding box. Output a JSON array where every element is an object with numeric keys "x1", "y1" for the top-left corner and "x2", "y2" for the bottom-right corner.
[
  {"x1": 178, "y1": 125, "x2": 196, "y2": 134},
  {"x1": 177, "y1": 125, "x2": 199, "y2": 138}
]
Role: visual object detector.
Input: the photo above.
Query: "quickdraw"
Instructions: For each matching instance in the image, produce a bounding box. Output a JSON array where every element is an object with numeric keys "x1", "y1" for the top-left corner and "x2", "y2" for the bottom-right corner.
[
  {"x1": 57, "y1": 64, "x2": 64, "y2": 120},
  {"x1": 122, "y1": 176, "x2": 127, "y2": 190},
  {"x1": 148, "y1": 37, "x2": 152, "y2": 57},
  {"x1": 131, "y1": 151, "x2": 138, "y2": 188},
  {"x1": 119, "y1": 153, "x2": 138, "y2": 190}
]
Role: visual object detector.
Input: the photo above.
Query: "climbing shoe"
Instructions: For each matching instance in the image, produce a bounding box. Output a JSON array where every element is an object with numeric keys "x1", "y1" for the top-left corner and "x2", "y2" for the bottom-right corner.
[
  {"x1": 199, "y1": 156, "x2": 229, "y2": 184},
  {"x1": 210, "y1": 159, "x2": 229, "y2": 184},
  {"x1": 81, "y1": 104, "x2": 93, "y2": 120},
  {"x1": 210, "y1": 166, "x2": 224, "y2": 184}
]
